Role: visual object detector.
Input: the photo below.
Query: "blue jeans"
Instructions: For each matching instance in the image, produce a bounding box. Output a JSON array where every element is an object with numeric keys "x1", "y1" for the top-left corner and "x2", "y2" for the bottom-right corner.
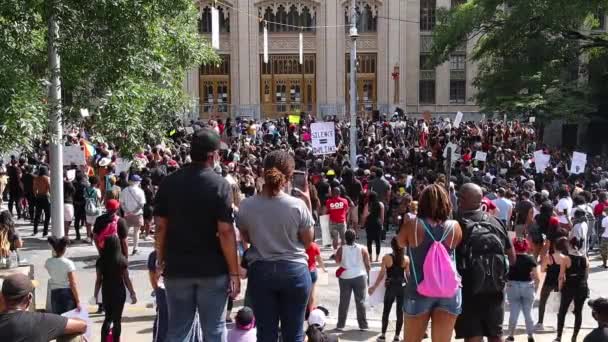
[
  {"x1": 154, "y1": 288, "x2": 168, "y2": 342},
  {"x1": 249, "y1": 260, "x2": 312, "y2": 342},
  {"x1": 506, "y1": 281, "x2": 535, "y2": 336},
  {"x1": 50, "y1": 288, "x2": 76, "y2": 314},
  {"x1": 165, "y1": 275, "x2": 228, "y2": 342}
]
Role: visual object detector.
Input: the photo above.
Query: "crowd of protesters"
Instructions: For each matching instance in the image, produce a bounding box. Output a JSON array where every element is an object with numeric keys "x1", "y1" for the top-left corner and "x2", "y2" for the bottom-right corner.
[{"x1": 0, "y1": 113, "x2": 607, "y2": 342}]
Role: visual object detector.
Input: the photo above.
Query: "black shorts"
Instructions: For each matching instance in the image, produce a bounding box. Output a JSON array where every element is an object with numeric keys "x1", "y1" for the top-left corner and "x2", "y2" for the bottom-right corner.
[{"x1": 455, "y1": 292, "x2": 504, "y2": 339}]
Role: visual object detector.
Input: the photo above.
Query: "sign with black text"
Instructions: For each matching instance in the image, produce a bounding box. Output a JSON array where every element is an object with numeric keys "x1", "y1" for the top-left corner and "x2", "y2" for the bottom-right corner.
[{"x1": 311, "y1": 122, "x2": 336, "y2": 155}]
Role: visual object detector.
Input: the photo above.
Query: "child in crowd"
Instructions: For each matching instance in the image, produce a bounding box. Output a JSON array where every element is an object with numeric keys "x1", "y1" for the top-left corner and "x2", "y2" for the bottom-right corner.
[
  {"x1": 306, "y1": 307, "x2": 339, "y2": 342},
  {"x1": 227, "y1": 307, "x2": 256, "y2": 342},
  {"x1": 45, "y1": 236, "x2": 81, "y2": 314}
]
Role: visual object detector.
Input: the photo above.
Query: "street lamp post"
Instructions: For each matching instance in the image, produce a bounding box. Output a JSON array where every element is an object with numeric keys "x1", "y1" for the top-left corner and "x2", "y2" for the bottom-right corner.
[
  {"x1": 349, "y1": 0, "x2": 359, "y2": 169},
  {"x1": 48, "y1": 1, "x2": 65, "y2": 238}
]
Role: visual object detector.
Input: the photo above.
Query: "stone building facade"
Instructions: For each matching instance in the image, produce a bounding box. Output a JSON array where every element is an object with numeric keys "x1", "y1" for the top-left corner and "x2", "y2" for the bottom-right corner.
[{"x1": 183, "y1": 0, "x2": 480, "y2": 120}]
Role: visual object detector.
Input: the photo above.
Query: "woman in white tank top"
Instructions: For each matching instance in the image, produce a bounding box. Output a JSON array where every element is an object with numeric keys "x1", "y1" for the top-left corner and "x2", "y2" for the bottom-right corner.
[{"x1": 335, "y1": 229, "x2": 371, "y2": 331}]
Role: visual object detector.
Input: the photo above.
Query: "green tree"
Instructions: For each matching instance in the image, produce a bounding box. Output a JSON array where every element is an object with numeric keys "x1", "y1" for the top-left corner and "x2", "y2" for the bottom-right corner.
[
  {"x1": 0, "y1": 0, "x2": 218, "y2": 155},
  {"x1": 430, "y1": 0, "x2": 608, "y2": 121}
]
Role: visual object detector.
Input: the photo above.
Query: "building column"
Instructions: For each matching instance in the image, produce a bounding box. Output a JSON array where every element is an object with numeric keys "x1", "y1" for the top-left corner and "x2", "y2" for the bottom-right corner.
[
  {"x1": 435, "y1": 0, "x2": 451, "y2": 111},
  {"x1": 335, "y1": 0, "x2": 346, "y2": 117},
  {"x1": 248, "y1": 0, "x2": 260, "y2": 118},
  {"x1": 316, "y1": 1, "x2": 327, "y2": 114},
  {"x1": 377, "y1": 2, "x2": 389, "y2": 112},
  {"x1": 405, "y1": 0, "x2": 420, "y2": 113}
]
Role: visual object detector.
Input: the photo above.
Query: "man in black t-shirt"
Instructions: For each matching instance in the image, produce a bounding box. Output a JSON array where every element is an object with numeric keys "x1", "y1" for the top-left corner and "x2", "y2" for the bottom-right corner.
[
  {"x1": 342, "y1": 168, "x2": 363, "y2": 231},
  {"x1": 154, "y1": 128, "x2": 240, "y2": 342},
  {"x1": 455, "y1": 183, "x2": 516, "y2": 342},
  {"x1": 0, "y1": 273, "x2": 86, "y2": 342}
]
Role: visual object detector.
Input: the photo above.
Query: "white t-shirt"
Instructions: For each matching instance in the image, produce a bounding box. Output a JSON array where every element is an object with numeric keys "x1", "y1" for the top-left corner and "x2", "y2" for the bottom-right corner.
[
  {"x1": 45, "y1": 256, "x2": 76, "y2": 290},
  {"x1": 556, "y1": 197, "x2": 573, "y2": 224},
  {"x1": 570, "y1": 222, "x2": 588, "y2": 256},
  {"x1": 602, "y1": 216, "x2": 608, "y2": 238}
]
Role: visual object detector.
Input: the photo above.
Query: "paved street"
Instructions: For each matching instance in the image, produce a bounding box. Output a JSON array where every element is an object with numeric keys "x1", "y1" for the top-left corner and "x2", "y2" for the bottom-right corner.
[{"x1": 3, "y1": 205, "x2": 604, "y2": 342}]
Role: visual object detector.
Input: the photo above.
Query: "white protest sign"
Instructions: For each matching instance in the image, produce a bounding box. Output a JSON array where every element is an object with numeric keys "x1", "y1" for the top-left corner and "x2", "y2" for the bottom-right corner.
[
  {"x1": 79, "y1": 108, "x2": 90, "y2": 118},
  {"x1": 185, "y1": 127, "x2": 194, "y2": 135},
  {"x1": 443, "y1": 142, "x2": 460, "y2": 161},
  {"x1": 475, "y1": 151, "x2": 487, "y2": 162},
  {"x1": 115, "y1": 158, "x2": 132, "y2": 174},
  {"x1": 533, "y1": 150, "x2": 550, "y2": 173},
  {"x1": 368, "y1": 268, "x2": 386, "y2": 307},
  {"x1": 63, "y1": 145, "x2": 86, "y2": 165},
  {"x1": 319, "y1": 214, "x2": 331, "y2": 247},
  {"x1": 66, "y1": 169, "x2": 76, "y2": 181},
  {"x1": 570, "y1": 152, "x2": 587, "y2": 174},
  {"x1": 311, "y1": 122, "x2": 336, "y2": 155},
  {"x1": 529, "y1": 116, "x2": 536, "y2": 123},
  {"x1": 453, "y1": 111, "x2": 463, "y2": 127}
]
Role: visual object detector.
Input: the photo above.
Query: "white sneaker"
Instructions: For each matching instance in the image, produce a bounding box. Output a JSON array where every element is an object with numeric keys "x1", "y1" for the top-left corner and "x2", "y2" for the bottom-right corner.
[{"x1": 534, "y1": 323, "x2": 546, "y2": 332}]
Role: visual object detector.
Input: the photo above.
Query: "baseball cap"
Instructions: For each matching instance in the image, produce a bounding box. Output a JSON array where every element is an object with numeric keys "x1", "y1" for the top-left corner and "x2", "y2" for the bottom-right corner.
[
  {"x1": 308, "y1": 308, "x2": 327, "y2": 328},
  {"x1": 1, "y1": 273, "x2": 36, "y2": 300},
  {"x1": 106, "y1": 199, "x2": 120, "y2": 212},
  {"x1": 326, "y1": 169, "x2": 336, "y2": 177},
  {"x1": 191, "y1": 128, "x2": 221, "y2": 161},
  {"x1": 588, "y1": 297, "x2": 608, "y2": 315},
  {"x1": 235, "y1": 307, "x2": 255, "y2": 330},
  {"x1": 129, "y1": 174, "x2": 142, "y2": 182}
]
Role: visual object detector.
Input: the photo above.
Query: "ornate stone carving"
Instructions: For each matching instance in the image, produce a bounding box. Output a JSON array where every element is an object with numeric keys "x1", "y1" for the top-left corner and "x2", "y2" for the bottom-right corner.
[
  {"x1": 259, "y1": 35, "x2": 316, "y2": 51},
  {"x1": 256, "y1": 1, "x2": 319, "y2": 18},
  {"x1": 342, "y1": 0, "x2": 382, "y2": 17},
  {"x1": 345, "y1": 36, "x2": 377, "y2": 50}
]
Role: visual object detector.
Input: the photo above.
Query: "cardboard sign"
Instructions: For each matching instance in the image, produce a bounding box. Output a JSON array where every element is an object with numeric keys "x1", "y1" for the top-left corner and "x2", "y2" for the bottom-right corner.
[
  {"x1": 570, "y1": 152, "x2": 587, "y2": 175},
  {"x1": 289, "y1": 114, "x2": 300, "y2": 125},
  {"x1": 319, "y1": 215, "x2": 331, "y2": 247},
  {"x1": 534, "y1": 150, "x2": 550, "y2": 173},
  {"x1": 63, "y1": 145, "x2": 86, "y2": 166},
  {"x1": 115, "y1": 158, "x2": 132, "y2": 174},
  {"x1": 475, "y1": 151, "x2": 487, "y2": 162},
  {"x1": 454, "y1": 111, "x2": 463, "y2": 127},
  {"x1": 368, "y1": 268, "x2": 386, "y2": 307},
  {"x1": 311, "y1": 122, "x2": 336, "y2": 155}
]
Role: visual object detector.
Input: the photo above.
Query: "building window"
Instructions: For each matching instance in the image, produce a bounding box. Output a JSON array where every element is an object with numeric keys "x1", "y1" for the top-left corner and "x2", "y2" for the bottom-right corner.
[
  {"x1": 259, "y1": 5, "x2": 316, "y2": 32},
  {"x1": 199, "y1": 6, "x2": 230, "y2": 33},
  {"x1": 449, "y1": 54, "x2": 466, "y2": 104},
  {"x1": 345, "y1": 4, "x2": 377, "y2": 33},
  {"x1": 450, "y1": 80, "x2": 466, "y2": 104},
  {"x1": 419, "y1": 80, "x2": 436, "y2": 104},
  {"x1": 420, "y1": 0, "x2": 436, "y2": 31}
]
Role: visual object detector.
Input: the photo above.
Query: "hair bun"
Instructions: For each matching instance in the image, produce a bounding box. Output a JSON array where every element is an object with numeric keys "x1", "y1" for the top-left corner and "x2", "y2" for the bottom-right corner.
[{"x1": 264, "y1": 167, "x2": 285, "y2": 187}]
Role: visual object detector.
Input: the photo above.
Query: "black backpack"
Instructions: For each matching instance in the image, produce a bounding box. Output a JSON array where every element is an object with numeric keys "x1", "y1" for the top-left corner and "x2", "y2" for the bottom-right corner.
[{"x1": 460, "y1": 214, "x2": 509, "y2": 295}]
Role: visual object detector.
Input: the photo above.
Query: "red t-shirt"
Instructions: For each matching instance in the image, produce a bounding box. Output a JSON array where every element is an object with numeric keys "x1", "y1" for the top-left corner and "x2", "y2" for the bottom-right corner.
[
  {"x1": 306, "y1": 242, "x2": 321, "y2": 271},
  {"x1": 594, "y1": 201, "x2": 608, "y2": 217},
  {"x1": 326, "y1": 197, "x2": 349, "y2": 223}
]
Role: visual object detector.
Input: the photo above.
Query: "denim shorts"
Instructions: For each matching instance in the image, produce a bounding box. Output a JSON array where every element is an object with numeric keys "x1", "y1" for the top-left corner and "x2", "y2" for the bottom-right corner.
[
  {"x1": 403, "y1": 288, "x2": 462, "y2": 317},
  {"x1": 310, "y1": 270, "x2": 318, "y2": 284}
]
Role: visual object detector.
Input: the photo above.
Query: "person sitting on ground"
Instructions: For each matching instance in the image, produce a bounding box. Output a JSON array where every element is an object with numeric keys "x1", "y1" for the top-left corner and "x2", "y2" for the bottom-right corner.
[
  {"x1": 0, "y1": 273, "x2": 87, "y2": 342},
  {"x1": 306, "y1": 307, "x2": 339, "y2": 342},
  {"x1": 227, "y1": 307, "x2": 257, "y2": 342}
]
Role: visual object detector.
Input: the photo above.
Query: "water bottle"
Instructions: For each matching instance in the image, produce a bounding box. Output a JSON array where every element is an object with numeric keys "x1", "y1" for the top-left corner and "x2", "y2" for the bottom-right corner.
[{"x1": 8, "y1": 251, "x2": 18, "y2": 268}]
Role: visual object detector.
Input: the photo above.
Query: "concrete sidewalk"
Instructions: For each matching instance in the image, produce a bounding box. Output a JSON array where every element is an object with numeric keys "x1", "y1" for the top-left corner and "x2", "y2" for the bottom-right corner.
[{"x1": 3, "y1": 204, "x2": 604, "y2": 342}]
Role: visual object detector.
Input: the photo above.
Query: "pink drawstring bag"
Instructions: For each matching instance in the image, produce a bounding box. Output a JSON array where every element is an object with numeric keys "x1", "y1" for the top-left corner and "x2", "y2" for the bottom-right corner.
[{"x1": 411, "y1": 221, "x2": 461, "y2": 298}]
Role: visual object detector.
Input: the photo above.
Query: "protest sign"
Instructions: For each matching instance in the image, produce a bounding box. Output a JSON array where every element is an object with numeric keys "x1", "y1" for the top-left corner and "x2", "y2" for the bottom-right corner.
[
  {"x1": 115, "y1": 158, "x2": 132, "y2": 174},
  {"x1": 443, "y1": 142, "x2": 460, "y2": 160},
  {"x1": 570, "y1": 152, "x2": 587, "y2": 174},
  {"x1": 63, "y1": 145, "x2": 86, "y2": 166},
  {"x1": 184, "y1": 127, "x2": 194, "y2": 135},
  {"x1": 534, "y1": 150, "x2": 550, "y2": 173},
  {"x1": 453, "y1": 111, "x2": 463, "y2": 127},
  {"x1": 529, "y1": 116, "x2": 536, "y2": 123},
  {"x1": 475, "y1": 151, "x2": 487, "y2": 162},
  {"x1": 368, "y1": 268, "x2": 386, "y2": 307},
  {"x1": 319, "y1": 215, "x2": 331, "y2": 247},
  {"x1": 311, "y1": 122, "x2": 336, "y2": 155},
  {"x1": 289, "y1": 114, "x2": 300, "y2": 125}
]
